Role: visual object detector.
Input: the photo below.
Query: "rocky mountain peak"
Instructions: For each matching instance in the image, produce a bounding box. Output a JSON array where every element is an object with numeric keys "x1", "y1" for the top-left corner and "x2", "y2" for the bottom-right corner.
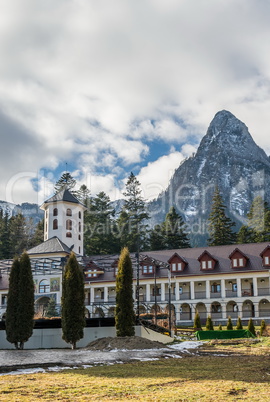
[
  {"x1": 148, "y1": 110, "x2": 270, "y2": 246},
  {"x1": 197, "y1": 110, "x2": 268, "y2": 164}
]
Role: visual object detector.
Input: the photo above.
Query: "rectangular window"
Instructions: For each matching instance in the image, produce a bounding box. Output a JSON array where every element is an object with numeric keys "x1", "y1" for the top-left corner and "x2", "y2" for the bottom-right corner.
[
  {"x1": 265, "y1": 256, "x2": 269, "y2": 265},
  {"x1": 207, "y1": 260, "x2": 212, "y2": 269},
  {"x1": 202, "y1": 261, "x2": 206, "y2": 269},
  {"x1": 179, "y1": 286, "x2": 183, "y2": 294},
  {"x1": 233, "y1": 259, "x2": 238, "y2": 267},
  {"x1": 177, "y1": 262, "x2": 182, "y2": 271},
  {"x1": 239, "y1": 258, "x2": 244, "y2": 267},
  {"x1": 172, "y1": 263, "x2": 176, "y2": 271},
  {"x1": 232, "y1": 283, "x2": 237, "y2": 292}
]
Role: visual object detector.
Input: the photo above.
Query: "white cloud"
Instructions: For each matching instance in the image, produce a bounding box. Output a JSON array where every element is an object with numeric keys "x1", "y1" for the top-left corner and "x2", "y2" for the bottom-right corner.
[
  {"x1": 137, "y1": 151, "x2": 187, "y2": 200},
  {"x1": 0, "y1": 1, "x2": 270, "y2": 203}
]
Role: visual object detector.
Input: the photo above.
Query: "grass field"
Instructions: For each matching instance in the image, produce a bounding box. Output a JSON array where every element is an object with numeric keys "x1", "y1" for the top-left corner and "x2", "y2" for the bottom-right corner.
[{"x1": 0, "y1": 340, "x2": 270, "y2": 401}]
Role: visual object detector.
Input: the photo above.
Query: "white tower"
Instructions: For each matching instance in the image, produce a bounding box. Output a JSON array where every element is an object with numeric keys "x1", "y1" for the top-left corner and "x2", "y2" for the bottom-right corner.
[{"x1": 40, "y1": 188, "x2": 86, "y2": 255}]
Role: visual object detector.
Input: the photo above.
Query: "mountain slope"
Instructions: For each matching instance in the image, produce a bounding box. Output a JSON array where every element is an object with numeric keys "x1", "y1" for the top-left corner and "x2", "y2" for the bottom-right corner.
[{"x1": 148, "y1": 110, "x2": 270, "y2": 245}]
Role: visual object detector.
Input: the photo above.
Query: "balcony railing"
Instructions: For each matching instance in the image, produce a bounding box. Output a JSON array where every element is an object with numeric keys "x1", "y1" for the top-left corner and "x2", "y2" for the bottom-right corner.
[
  {"x1": 194, "y1": 291, "x2": 206, "y2": 299},
  {"x1": 226, "y1": 290, "x2": 237, "y2": 298},
  {"x1": 165, "y1": 293, "x2": 176, "y2": 301},
  {"x1": 179, "y1": 292, "x2": 190, "y2": 300},
  {"x1": 211, "y1": 312, "x2": 222, "y2": 319},
  {"x1": 242, "y1": 311, "x2": 254, "y2": 318},
  {"x1": 210, "y1": 292, "x2": 221, "y2": 299},
  {"x1": 258, "y1": 288, "x2": 269, "y2": 296},
  {"x1": 150, "y1": 295, "x2": 161, "y2": 302}
]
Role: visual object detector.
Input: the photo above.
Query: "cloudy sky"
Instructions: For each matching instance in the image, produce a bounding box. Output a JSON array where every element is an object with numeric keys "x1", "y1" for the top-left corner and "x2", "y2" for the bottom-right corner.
[{"x1": 1, "y1": 0, "x2": 270, "y2": 205}]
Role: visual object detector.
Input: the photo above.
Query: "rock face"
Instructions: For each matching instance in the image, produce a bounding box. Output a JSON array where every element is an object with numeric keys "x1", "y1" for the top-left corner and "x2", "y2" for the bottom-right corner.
[{"x1": 148, "y1": 110, "x2": 270, "y2": 246}]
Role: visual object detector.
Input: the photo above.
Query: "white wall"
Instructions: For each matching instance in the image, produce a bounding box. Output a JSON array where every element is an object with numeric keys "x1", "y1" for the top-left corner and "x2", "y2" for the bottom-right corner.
[{"x1": 0, "y1": 326, "x2": 173, "y2": 349}]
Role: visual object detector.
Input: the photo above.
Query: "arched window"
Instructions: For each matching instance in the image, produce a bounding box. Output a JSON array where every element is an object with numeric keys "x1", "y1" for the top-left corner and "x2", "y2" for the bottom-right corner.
[
  {"x1": 66, "y1": 232, "x2": 72, "y2": 238},
  {"x1": 79, "y1": 211, "x2": 81, "y2": 219},
  {"x1": 66, "y1": 219, "x2": 72, "y2": 230},
  {"x1": 53, "y1": 219, "x2": 58, "y2": 230},
  {"x1": 66, "y1": 208, "x2": 72, "y2": 216},
  {"x1": 39, "y1": 279, "x2": 50, "y2": 293},
  {"x1": 79, "y1": 222, "x2": 81, "y2": 232},
  {"x1": 53, "y1": 208, "x2": 58, "y2": 216}
]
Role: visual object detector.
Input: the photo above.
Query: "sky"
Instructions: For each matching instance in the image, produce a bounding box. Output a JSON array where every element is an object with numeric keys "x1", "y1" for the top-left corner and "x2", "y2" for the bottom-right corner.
[{"x1": 1, "y1": 0, "x2": 270, "y2": 206}]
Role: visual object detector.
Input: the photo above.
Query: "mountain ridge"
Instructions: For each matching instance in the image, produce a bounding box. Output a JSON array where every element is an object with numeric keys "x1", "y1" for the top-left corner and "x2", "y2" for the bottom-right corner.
[{"x1": 147, "y1": 110, "x2": 270, "y2": 245}]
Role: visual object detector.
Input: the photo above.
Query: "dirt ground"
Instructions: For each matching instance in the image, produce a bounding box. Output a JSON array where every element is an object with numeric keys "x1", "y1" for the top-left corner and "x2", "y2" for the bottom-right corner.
[{"x1": 85, "y1": 336, "x2": 166, "y2": 350}]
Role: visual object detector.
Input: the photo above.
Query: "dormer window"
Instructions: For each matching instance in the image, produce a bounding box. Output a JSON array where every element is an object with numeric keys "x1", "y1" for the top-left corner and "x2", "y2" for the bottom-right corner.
[
  {"x1": 142, "y1": 265, "x2": 154, "y2": 274},
  {"x1": 111, "y1": 260, "x2": 119, "y2": 277},
  {"x1": 202, "y1": 260, "x2": 212, "y2": 269},
  {"x1": 264, "y1": 256, "x2": 270, "y2": 266},
  {"x1": 229, "y1": 248, "x2": 248, "y2": 269},
  {"x1": 171, "y1": 262, "x2": 182, "y2": 272},
  {"x1": 260, "y1": 246, "x2": 270, "y2": 267},
  {"x1": 87, "y1": 269, "x2": 98, "y2": 278},
  {"x1": 85, "y1": 262, "x2": 103, "y2": 279},
  {"x1": 198, "y1": 251, "x2": 217, "y2": 270},
  {"x1": 168, "y1": 253, "x2": 187, "y2": 273}
]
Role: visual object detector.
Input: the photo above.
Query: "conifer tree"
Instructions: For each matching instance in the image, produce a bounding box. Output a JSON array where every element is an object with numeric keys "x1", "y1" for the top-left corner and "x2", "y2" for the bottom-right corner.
[
  {"x1": 5, "y1": 258, "x2": 20, "y2": 349},
  {"x1": 6, "y1": 253, "x2": 35, "y2": 349},
  {"x1": 247, "y1": 318, "x2": 256, "y2": 336},
  {"x1": 205, "y1": 315, "x2": 214, "y2": 330},
  {"x1": 162, "y1": 206, "x2": 190, "y2": 249},
  {"x1": 236, "y1": 316, "x2": 243, "y2": 330},
  {"x1": 121, "y1": 172, "x2": 149, "y2": 252},
  {"x1": 227, "y1": 316, "x2": 233, "y2": 330},
  {"x1": 54, "y1": 172, "x2": 77, "y2": 193},
  {"x1": 247, "y1": 196, "x2": 270, "y2": 242},
  {"x1": 17, "y1": 253, "x2": 35, "y2": 349},
  {"x1": 61, "y1": 253, "x2": 85, "y2": 349},
  {"x1": 237, "y1": 225, "x2": 255, "y2": 244},
  {"x1": 84, "y1": 192, "x2": 118, "y2": 255},
  {"x1": 115, "y1": 247, "x2": 135, "y2": 337},
  {"x1": 9, "y1": 214, "x2": 28, "y2": 256},
  {"x1": 260, "y1": 319, "x2": 266, "y2": 336},
  {"x1": 194, "y1": 311, "x2": 202, "y2": 330},
  {"x1": 0, "y1": 210, "x2": 11, "y2": 259},
  {"x1": 208, "y1": 187, "x2": 236, "y2": 246},
  {"x1": 149, "y1": 225, "x2": 166, "y2": 251},
  {"x1": 45, "y1": 297, "x2": 58, "y2": 318}
]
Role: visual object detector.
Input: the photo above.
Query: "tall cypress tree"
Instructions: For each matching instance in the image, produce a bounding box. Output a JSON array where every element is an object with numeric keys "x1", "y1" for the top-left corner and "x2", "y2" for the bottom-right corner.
[
  {"x1": 6, "y1": 253, "x2": 34, "y2": 349},
  {"x1": 5, "y1": 258, "x2": 20, "y2": 349},
  {"x1": 17, "y1": 253, "x2": 35, "y2": 349},
  {"x1": 208, "y1": 187, "x2": 236, "y2": 246},
  {"x1": 61, "y1": 252, "x2": 85, "y2": 349},
  {"x1": 115, "y1": 247, "x2": 135, "y2": 337}
]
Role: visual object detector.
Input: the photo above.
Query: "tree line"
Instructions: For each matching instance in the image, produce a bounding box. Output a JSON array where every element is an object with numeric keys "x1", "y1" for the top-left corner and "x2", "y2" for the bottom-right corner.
[
  {"x1": 0, "y1": 210, "x2": 44, "y2": 259},
  {"x1": 1, "y1": 172, "x2": 270, "y2": 260}
]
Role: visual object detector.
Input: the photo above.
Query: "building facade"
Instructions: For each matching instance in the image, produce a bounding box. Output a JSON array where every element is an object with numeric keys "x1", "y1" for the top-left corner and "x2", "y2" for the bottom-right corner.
[{"x1": 1, "y1": 186, "x2": 270, "y2": 325}]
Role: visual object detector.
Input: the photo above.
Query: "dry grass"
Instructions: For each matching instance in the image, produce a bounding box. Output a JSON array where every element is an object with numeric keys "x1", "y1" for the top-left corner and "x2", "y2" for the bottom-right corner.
[{"x1": 0, "y1": 341, "x2": 270, "y2": 401}]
